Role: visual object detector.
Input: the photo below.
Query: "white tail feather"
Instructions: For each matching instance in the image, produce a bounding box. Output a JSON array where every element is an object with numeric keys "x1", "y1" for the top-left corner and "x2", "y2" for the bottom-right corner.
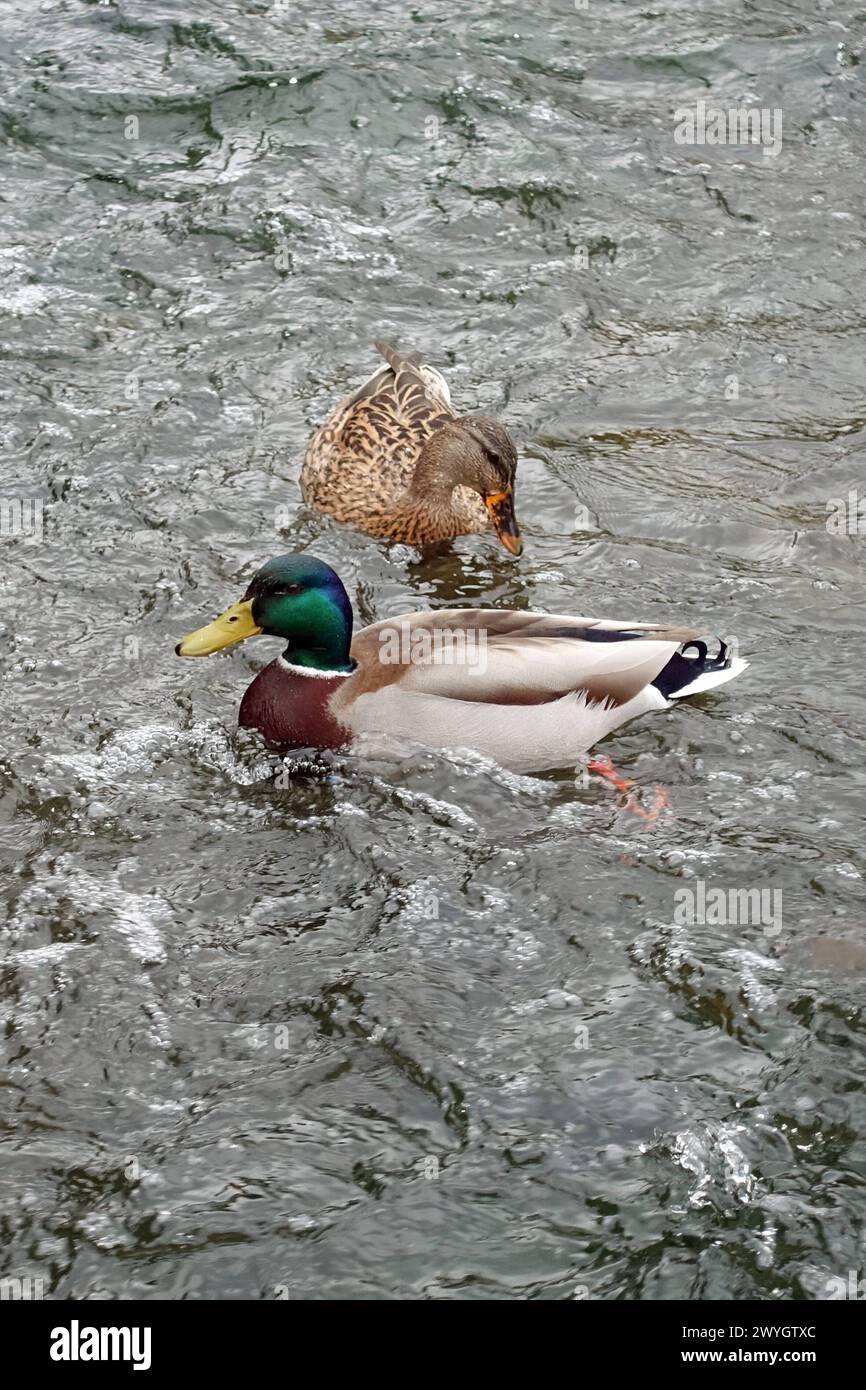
[
  {"x1": 670, "y1": 656, "x2": 749, "y2": 700},
  {"x1": 419, "y1": 363, "x2": 451, "y2": 407}
]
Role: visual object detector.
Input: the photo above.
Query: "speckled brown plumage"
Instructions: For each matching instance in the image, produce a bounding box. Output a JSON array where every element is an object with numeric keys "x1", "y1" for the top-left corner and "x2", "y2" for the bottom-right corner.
[{"x1": 300, "y1": 340, "x2": 521, "y2": 549}]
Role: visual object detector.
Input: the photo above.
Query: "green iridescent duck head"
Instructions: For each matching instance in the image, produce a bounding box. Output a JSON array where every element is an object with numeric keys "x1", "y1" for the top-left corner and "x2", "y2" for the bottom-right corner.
[{"x1": 176, "y1": 554, "x2": 355, "y2": 672}]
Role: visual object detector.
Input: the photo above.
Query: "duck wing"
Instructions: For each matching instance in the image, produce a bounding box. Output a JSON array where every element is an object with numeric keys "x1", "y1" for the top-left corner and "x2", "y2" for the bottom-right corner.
[
  {"x1": 301, "y1": 341, "x2": 455, "y2": 511},
  {"x1": 337, "y1": 340, "x2": 454, "y2": 453}
]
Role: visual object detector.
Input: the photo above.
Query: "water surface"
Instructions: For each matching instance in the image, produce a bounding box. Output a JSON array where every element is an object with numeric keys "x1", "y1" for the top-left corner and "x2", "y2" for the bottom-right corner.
[{"x1": 2, "y1": 0, "x2": 865, "y2": 1300}]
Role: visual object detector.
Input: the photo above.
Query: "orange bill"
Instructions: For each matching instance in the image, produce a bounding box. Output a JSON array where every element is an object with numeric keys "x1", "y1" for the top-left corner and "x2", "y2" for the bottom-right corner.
[{"x1": 485, "y1": 487, "x2": 523, "y2": 556}]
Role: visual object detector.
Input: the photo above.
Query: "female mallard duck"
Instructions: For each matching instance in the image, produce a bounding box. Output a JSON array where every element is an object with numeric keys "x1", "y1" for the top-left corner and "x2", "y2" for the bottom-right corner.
[
  {"x1": 300, "y1": 340, "x2": 522, "y2": 553},
  {"x1": 176, "y1": 554, "x2": 747, "y2": 775}
]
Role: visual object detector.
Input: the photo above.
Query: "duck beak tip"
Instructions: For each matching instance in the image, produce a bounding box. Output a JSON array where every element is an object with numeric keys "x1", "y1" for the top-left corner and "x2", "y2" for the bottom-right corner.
[
  {"x1": 176, "y1": 599, "x2": 262, "y2": 658},
  {"x1": 485, "y1": 488, "x2": 522, "y2": 557}
]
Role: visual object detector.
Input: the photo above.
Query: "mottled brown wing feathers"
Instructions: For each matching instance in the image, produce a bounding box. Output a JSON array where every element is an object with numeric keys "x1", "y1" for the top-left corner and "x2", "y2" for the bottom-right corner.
[
  {"x1": 301, "y1": 340, "x2": 463, "y2": 531},
  {"x1": 333, "y1": 342, "x2": 450, "y2": 452}
]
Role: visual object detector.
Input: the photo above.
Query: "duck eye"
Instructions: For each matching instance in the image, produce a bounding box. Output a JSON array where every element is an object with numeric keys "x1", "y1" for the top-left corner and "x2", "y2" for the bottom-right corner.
[{"x1": 284, "y1": 584, "x2": 302, "y2": 595}]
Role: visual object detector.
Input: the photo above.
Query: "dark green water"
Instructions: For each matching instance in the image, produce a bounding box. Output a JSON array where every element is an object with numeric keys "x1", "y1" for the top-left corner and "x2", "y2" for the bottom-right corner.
[{"x1": 2, "y1": 0, "x2": 865, "y2": 1300}]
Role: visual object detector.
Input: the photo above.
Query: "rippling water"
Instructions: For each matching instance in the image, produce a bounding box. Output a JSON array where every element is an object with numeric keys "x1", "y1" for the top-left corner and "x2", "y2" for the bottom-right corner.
[{"x1": 2, "y1": 0, "x2": 865, "y2": 1300}]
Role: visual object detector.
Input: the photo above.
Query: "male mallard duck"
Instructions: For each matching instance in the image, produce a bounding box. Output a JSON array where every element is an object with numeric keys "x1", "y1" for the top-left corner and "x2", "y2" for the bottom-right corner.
[
  {"x1": 300, "y1": 340, "x2": 522, "y2": 553},
  {"x1": 176, "y1": 554, "x2": 747, "y2": 775}
]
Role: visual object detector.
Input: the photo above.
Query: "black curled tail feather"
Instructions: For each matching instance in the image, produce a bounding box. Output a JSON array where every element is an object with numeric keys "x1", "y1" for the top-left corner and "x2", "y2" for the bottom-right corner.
[{"x1": 652, "y1": 637, "x2": 732, "y2": 700}]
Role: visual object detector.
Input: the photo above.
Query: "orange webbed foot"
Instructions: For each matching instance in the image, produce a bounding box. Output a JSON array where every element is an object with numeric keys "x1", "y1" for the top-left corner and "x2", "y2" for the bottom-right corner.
[{"x1": 587, "y1": 756, "x2": 670, "y2": 823}]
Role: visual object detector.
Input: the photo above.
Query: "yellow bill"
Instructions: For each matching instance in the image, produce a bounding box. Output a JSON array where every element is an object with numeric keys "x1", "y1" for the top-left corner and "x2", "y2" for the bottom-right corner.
[{"x1": 175, "y1": 599, "x2": 261, "y2": 657}]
